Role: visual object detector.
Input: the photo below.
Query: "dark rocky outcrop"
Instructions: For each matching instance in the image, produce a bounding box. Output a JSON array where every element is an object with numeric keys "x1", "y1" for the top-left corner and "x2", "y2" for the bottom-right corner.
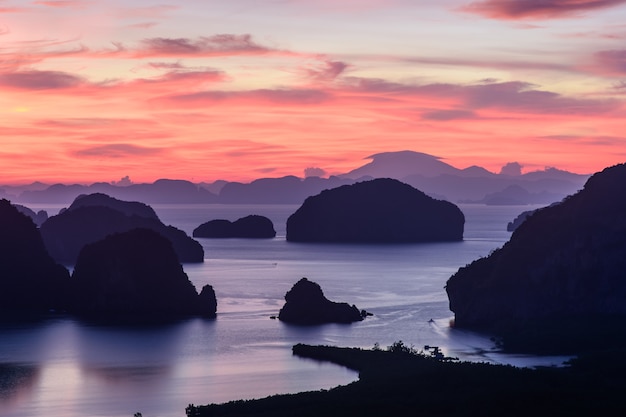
[
  {"x1": 446, "y1": 163, "x2": 626, "y2": 352},
  {"x1": 286, "y1": 178, "x2": 464, "y2": 243},
  {"x1": 193, "y1": 215, "x2": 276, "y2": 238},
  {"x1": 40, "y1": 194, "x2": 203, "y2": 264},
  {"x1": 70, "y1": 228, "x2": 216, "y2": 318},
  {"x1": 0, "y1": 199, "x2": 69, "y2": 313},
  {"x1": 278, "y1": 278, "x2": 366, "y2": 325}
]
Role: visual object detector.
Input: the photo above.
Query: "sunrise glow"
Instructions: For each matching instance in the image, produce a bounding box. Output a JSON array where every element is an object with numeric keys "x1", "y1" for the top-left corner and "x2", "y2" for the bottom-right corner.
[{"x1": 1, "y1": 0, "x2": 626, "y2": 184}]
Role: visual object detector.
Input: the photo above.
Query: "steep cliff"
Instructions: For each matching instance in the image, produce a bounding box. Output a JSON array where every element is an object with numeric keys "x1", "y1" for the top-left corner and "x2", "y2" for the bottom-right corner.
[{"x1": 446, "y1": 163, "x2": 626, "y2": 351}]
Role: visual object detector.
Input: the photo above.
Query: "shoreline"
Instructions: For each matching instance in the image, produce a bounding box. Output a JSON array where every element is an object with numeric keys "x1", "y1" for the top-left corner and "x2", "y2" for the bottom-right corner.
[{"x1": 187, "y1": 343, "x2": 626, "y2": 416}]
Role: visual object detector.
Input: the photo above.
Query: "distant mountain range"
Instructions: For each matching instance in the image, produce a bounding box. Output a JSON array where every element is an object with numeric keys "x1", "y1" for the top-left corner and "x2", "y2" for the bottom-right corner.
[{"x1": 1, "y1": 151, "x2": 590, "y2": 207}]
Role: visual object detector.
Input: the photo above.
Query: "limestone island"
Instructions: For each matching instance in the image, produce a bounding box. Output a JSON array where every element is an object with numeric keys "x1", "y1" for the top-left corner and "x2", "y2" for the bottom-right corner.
[
  {"x1": 286, "y1": 178, "x2": 464, "y2": 243},
  {"x1": 193, "y1": 215, "x2": 276, "y2": 238},
  {"x1": 278, "y1": 278, "x2": 367, "y2": 325},
  {"x1": 70, "y1": 228, "x2": 216, "y2": 319},
  {"x1": 446, "y1": 162, "x2": 626, "y2": 353},
  {"x1": 0, "y1": 199, "x2": 69, "y2": 313},
  {"x1": 40, "y1": 193, "x2": 204, "y2": 264}
]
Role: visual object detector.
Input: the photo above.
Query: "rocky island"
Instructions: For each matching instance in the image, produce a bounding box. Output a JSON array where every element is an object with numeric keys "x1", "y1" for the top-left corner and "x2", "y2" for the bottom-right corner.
[
  {"x1": 40, "y1": 193, "x2": 204, "y2": 264},
  {"x1": 278, "y1": 278, "x2": 366, "y2": 325},
  {"x1": 193, "y1": 215, "x2": 276, "y2": 238},
  {"x1": 0, "y1": 199, "x2": 69, "y2": 313},
  {"x1": 286, "y1": 178, "x2": 464, "y2": 243},
  {"x1": 446, "y1": 163, "x2": 626, "y2": 352},
  {"x1": 70, "y1": 228, "x2": 216, "y2": 319}
]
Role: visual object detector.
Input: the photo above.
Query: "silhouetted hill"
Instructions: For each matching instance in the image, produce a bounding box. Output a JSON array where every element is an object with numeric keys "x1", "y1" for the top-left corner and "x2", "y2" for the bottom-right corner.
[
  {"x1": 446, "y1": 162, "x2": 626, "y2": 353},
  {"x1": 7, "y1": 151, "x2": 589, "y2": 206},
  {"x1": 40, "y1": 195, "x2": 203, "y2": 264},
  {"x1": 70, "y1": 228, "x2": 215, "y2": 319},
  {"x1": 218, "y1": 175, "x2": 355, "y2": 204},
  {"x1": 342, "y1": 151, "x2": 461, "y2": 179},
  {"x1": 17, "y1": 179, "x2": 218, "y2": 204},
  {"x1": 339, "y1": 151, "x2": 587, "y2": 204},
  {"x1": 0, "y1": 199, "x2": 69, "y2": 312},
  {"x1": 404, "y1": 172, "x2": 585, "y2": 204},
  {"x1": 278, "y1": 278, "x2": 365, "y2": 325},
  {"x1": 12, "y1": 204, "x2": 48, "y2": 226},
  {"x1": 193, "y1": 215, "x2": 276, "y2": 238},
  {"x1": 286, "y1": 178, "x2": 464, "y2": 243},
  {"x1": 66, "y1": 193, "x2": 159, "y2": 220},
  {"x1": 466, "y1": 184, "x2": 565, "y2": 205}
]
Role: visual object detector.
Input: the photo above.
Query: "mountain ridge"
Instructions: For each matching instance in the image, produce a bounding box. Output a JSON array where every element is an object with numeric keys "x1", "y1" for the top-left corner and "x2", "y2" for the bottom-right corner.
[{"x1": 2, "y1": 151, "x2": 590, "y2": 206}]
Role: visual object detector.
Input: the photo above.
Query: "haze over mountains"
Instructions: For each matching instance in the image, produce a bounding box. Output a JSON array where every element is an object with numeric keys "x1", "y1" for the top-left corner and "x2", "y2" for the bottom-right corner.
[{"x1": 1, "y1": 151, "x2": 589, "y2": 206}]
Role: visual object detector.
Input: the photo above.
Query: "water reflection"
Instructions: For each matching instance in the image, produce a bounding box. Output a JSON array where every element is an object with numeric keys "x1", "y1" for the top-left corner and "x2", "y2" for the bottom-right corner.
[{"x1": 0, "y1": 363, "x2": 40, "y2": 411}]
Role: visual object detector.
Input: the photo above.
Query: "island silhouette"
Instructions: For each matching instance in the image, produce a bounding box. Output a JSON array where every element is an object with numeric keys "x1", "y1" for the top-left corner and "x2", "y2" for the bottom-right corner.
[
  {"x1": 40, "y1": 193, "x2": 204, "y2": 264},
  {"x1": 277, "y1": 278, "x2": 367, "y2": 325},
  {"x1": 193, "y1": 215, "x2": 276, "y2": 238},
  {"x1": 286, "y1": 178, "x2": 464, "y2": 243}
]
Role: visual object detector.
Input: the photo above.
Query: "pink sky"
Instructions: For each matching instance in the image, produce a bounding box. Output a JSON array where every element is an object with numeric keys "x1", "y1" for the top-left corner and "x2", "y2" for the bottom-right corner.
[{"x1": 1, "y1": 0, "x2": 626, "y2": 184}]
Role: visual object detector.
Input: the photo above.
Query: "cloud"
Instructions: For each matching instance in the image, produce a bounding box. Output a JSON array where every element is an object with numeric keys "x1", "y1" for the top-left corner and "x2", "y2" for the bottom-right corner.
[
  {"x1": 463, "y1": 81, "x2": 617, "y2": 114},
  {"x1": 34, "y1": 1, "x2": 88, "y2": 8},
  {"x1": 114, "y1": 5, "x2": 178, "y2": 19},
  {"x1": 304, "y1": 167, "x2": 327, "y2": 177},
  {"x1": 163, "y1": 88, "x2": 332, "y2": 106},
  {"x1": 500, "y1": 162, "x2": 523, "y2": 175},
  {"x1": 126, "y1": 22, "x2": 158, "y2": 30},
  {"x1": 422, "y1": 109, "x2": 477, "y2": 121},
  {"x1": 0, "y1": 70, "x2": 84, "y2": 89},
  {"x1": 593, "y1": 49, "x2": 626, "y2": 75},
  {"x1": 303, "y1": 60, "x2": 349, "y2": 82},
  {"x1": 0, "y1": 6, "x2": 22, "y2": 13},
  {"x1": 143, "y1": 62, "x2": 186, "y2": 71},
  {"x1": 112, "y1": 175, "x2": 133, "y2": 186},
  {"x1": 460, "y1": 0, "x2": 626, "y2": 20},
  {"x1": 73, "y1": 144, "x2": 162, "y2": 158},
  {"x1": 131, "y1": 34, "x2": 280, "y2": 58}
]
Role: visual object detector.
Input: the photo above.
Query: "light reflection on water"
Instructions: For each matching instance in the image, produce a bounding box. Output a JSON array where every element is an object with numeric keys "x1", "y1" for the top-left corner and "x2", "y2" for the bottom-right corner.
[
  {"x1": 0, "y1": 318, "x2": 359, "y2": 417},
  {"x1": 0, "y1": 203, "x2": 570, "y2": 417}
]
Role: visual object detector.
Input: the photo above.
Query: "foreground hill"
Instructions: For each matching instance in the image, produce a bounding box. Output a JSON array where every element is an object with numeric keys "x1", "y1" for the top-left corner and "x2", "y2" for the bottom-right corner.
[
  {"x1": 0, "y1": 199, "x2": 69, "y2": 313},
  {"x1": 286, "y1": 178, "x2": 464, "y2": 243},
  {"x1": 446, "y1": 163, "x2": 626, "y2": 352}
]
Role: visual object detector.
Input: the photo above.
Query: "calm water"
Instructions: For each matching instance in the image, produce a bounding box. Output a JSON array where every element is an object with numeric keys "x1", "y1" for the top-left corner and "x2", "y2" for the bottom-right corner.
[{"x1": 0, "y1": 203, "x2": 565, "y2": 417}]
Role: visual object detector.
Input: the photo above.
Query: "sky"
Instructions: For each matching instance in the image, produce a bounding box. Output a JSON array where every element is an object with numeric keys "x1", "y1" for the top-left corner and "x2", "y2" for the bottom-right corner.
[{"x1": 1, "y1": 0, "x2": 626, "y2": 184}]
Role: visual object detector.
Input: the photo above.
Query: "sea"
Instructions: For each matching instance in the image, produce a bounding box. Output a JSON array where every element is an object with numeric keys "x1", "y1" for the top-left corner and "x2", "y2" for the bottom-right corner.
[{"x1": 0, "y1": 203, "x2": 569, "y2": 417}]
